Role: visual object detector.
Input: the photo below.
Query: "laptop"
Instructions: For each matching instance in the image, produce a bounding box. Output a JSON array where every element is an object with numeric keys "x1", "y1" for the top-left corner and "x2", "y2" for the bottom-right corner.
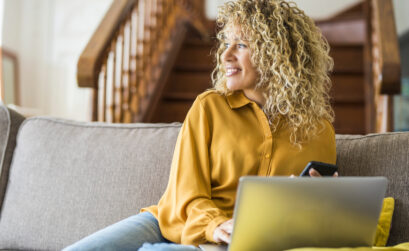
[{"x1": 199, "y1": 176, "x2": 387, "y2": 251}]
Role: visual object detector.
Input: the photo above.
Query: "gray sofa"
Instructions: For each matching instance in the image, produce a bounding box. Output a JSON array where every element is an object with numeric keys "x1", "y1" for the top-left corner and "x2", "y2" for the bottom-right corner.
[{"x1": 0, "y1": 103, "x2": 408, "y2": 250}]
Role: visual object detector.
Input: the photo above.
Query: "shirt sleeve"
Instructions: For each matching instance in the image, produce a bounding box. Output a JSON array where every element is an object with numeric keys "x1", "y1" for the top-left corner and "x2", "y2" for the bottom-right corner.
[{"x1": 156, "y1": 96, "x2": 230, "y2": 245}]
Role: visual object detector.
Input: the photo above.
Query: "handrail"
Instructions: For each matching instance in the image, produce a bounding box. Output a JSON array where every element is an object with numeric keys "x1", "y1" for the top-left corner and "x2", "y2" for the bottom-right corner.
[
  {"x1": 369, "y1": 0, "x2": 401, "y2": 132},
  {"x1": 371, "y1": 0, "x2": 401, "y2": 95},
  {"x1": 77, "y1": 0, "x2": 208, "y2": 122},
  {"x1": 77, "y1": 0, "x2": 136, "y2": 88}
]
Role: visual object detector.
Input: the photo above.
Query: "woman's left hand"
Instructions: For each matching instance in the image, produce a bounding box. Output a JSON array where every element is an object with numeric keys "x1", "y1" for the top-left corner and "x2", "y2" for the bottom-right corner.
[{"x1": 309, "y1": 168, "x2": 338, "y2": 177}]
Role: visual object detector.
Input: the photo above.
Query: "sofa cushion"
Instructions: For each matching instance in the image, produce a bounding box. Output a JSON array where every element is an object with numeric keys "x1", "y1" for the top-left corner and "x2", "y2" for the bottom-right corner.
[
  {"x1": 336, "y1": 133, "x2": 409, "y2": 245},
  {"x1": 0, "y1": 117, "x2": 181, "y2": 250},
  {"x1": 0, "y1": 104, "x2": 25, "y2": 215}
]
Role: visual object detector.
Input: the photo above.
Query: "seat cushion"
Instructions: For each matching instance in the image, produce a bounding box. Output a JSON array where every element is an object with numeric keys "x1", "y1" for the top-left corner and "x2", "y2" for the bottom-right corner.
[
  {"x1": 0, "y1": 117, "x2": 181, "y2": 250},
  {"x1": 0, "y1": 104, "x2": 25, "y2": 215},
  {"x1": 336, "y1": 133, "x2": 409, "y2": 245}
]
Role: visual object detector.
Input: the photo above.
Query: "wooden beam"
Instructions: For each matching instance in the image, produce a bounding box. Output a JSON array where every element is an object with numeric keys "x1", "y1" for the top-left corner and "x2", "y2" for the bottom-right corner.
[{"x1": 372, "y1": 0, "x2": 401, "y2": 94}]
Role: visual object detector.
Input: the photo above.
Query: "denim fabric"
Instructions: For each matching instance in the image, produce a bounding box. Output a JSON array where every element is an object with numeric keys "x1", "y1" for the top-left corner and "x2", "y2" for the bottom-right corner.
[{"x1": 63, "y1": 212, "x2": 200, "y2": 251}]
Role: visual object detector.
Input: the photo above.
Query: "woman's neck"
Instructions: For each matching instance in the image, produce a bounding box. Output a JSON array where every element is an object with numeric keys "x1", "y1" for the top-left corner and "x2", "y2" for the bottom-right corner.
[{"x1": 243, "y1": 89, "x2": 266, "y2": 107}]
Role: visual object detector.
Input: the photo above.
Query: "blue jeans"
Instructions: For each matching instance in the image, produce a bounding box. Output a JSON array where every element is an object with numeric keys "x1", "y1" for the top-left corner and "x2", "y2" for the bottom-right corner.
[{"x1": 63, "y1": 212, "x2": 201, "y2": 251}]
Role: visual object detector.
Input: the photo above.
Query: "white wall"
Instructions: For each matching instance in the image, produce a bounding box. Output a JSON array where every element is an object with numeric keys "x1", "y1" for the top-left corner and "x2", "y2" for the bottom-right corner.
[
  {"x1": 2, "y1": 0, "x2": 112, "y2": 120},
  {"x1": 0, "y1": 0, "x2": 4, "y2": 46},
  {"x1": 393, "y1": 0, "x2": 409, "y2": 36}
]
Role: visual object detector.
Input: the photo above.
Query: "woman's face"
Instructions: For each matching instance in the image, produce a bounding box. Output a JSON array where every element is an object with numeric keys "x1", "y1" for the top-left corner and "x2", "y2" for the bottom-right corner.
[{"x1": 221, "y1": 25, "x2": 259, "y2": 95}]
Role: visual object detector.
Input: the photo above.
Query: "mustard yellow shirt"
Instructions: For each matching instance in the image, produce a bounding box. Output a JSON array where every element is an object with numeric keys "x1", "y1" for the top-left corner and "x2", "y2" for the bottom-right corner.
[{"x1": 141, "y1": 90, "x2": 336, "y2": 246}]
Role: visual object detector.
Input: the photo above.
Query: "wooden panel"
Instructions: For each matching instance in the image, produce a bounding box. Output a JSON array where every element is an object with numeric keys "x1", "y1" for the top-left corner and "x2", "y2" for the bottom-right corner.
[
  {"x1": 318, "y1": 18, "x2": 365, "y2": 45},
  {"x1": 372, "y1": 0, "x2": 401, "y2": 94},
  {"x1": 151, "y1": 100, "x2": 192, "y2": 123},
  {"x1": 330, "y1": 45, "x2": 364, "y2": 73},
  {"x1": 333, "y1": 104, "x2": 366, "y2": 134},
  {"x1": 330, "y1": 74, "x2": 365, "y2": 103},
  {"x1": 174, "y1": 44, "x2": 214, "y2": 71},
  {"x1": 165, "y1": 72, "x2": 212, "y2": 94}
]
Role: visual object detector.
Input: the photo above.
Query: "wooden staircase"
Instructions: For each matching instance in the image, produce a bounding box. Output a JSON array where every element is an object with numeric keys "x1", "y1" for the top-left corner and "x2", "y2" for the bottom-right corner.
[
  {"x1": 319, "y1": 3, "x2": 367, "y2": 134},
  {"x1": 151, "y1": 25, "x2": 214, "y2": 123},
  {"x1": 77, "y1": 0, "x2": 401, "y2": 134}
]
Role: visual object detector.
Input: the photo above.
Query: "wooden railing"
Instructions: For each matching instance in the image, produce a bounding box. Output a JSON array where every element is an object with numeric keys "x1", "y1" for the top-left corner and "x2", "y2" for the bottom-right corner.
[
  {"x1": 78, "y1": 0, "x2": 401, "y2": 131},
  {"x1": 366, "y1": 0, "x2": 401, "y2": 132},
  {"x1": 77, "y1": 0, "x2": 206, "y2": 122}
]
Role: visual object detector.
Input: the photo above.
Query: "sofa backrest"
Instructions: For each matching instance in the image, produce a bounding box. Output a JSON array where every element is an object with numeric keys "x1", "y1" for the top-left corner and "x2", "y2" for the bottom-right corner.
[
  {"x1": 0, "y1": 116, "x2": 181, "y2": 250},
  {"x1": 336, "y1": 133, "x2": 409, "y2": 245}
]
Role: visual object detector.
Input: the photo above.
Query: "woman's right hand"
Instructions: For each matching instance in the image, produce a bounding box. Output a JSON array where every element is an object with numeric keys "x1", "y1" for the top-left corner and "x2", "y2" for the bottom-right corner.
[{"x1": 213, "y1": 219, "x2": 234, "y2": 244}]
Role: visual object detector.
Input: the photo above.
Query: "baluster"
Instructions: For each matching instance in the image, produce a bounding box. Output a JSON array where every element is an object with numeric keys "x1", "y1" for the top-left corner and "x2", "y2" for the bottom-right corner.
[
  {"x1": 114, "y1": 24, "x2": 125, "y2": 123},
  {"x1": 158, "y1": 0, "x2": 166, "y2": 55},
  {"x1": 138, "y1": 0, "x2": 146, "y2": 99},
  {"x1": 130, "y1": 4, "x2": 139, "y2": 121},
  {"x1": 162, "y1": 0, "x2": 167, "y2": 29},
  {"x1": 150, "y1": 0, "x2": 156, "y2": 88},
  {"x1": 98, "y1": 63, "x2": 107, "y2": 122},
  {"x1": 92, "y1": 88, "x2": 98, "y2": 121},
  {"x1": 106, "y1": 41, "x2": 116, "y2": 123},
  {"x1": 144, "y1": 0, "x2": 152, "y2": 94},
  {"x1": 154, "y1": 1, "x2": 160, "y2": 48},
  {"x1": 150, "y1": 0, "x2": 156, "y2": 39},
  {"x1": 122, "y1": 16, "x2": 132, "y2": 123},
  {"x1": 371, "y1": 1, "x2": 382, "y2": 131},
  {"x1": 156, "y1": 0, "x2": 163, "y2": 42}
]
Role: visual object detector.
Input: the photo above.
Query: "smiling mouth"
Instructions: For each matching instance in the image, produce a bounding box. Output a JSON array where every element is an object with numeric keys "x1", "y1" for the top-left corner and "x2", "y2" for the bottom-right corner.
[{"x1": 226, "y1": 68, "x2": 241, "y2": 77}]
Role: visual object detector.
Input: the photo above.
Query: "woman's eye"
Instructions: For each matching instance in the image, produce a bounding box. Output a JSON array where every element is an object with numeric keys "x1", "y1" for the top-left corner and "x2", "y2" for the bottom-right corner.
[
  {"x1": 238, "y1": 43, "x2": 247, "y2": 48},
  {"x1": 224, "y1": 43, "x2": 230, "y2": 48}
]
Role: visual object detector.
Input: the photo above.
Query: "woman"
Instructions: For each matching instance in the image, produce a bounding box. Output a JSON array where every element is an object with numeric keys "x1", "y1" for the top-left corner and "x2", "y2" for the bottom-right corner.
[{"x1": 64, "y1": 0, "x2": 336, "y2": 250}]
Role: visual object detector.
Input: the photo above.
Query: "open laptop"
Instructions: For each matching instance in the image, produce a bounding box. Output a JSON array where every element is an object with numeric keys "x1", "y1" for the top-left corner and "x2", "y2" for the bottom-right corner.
[{"x1": 199, "y1": 176, "x2": 387, "y2": 251}]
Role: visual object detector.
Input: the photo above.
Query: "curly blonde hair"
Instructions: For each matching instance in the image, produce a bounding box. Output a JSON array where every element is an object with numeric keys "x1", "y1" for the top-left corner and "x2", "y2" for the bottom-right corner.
[{"x1": 212, "y1": 0, "x2": 334, "y2": 146}]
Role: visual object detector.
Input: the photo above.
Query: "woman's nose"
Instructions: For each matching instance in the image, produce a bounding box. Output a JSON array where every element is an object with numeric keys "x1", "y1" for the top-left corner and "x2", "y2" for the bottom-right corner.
[{"x1": 222, "y1": 46, "x2": 235, "y2": 62}]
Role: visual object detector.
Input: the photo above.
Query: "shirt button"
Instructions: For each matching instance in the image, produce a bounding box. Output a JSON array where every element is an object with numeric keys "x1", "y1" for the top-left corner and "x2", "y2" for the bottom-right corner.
[{"x1": 265, "y1": 154, "x2": 270, "y2": 158}]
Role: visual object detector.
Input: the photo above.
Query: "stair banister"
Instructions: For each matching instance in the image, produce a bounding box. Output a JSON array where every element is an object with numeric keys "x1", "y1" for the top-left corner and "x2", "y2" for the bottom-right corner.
[{"x1": 369, "y1": 0, "x2": 401, "y2": 132}]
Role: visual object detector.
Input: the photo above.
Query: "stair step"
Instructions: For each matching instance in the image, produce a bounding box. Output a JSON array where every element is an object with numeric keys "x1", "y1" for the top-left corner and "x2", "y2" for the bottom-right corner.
[
  {"x1": 330, "y1": 74, "x2": 365, "y2": 103},
  {"x1": 333, "y1": 104, "x2": 366, "y2": 134},
  {"x1": 330, "y1": 45, "x2": 363, "y2": 73},
  {"x1": 173, "y1": 65, "x2": 214, "y2": 72},
  {"x1": 165, "y1": 72, "x2": 212, "y2": 94},
  {"x1": 318, "y1": 17, "x2": 365, "y2": 45},
  {"x1": 184, "y1": 37, "x2": 216, "y2": 47},
  {"x1": 174, "y1": 44, "x2": 214, "y2": 70},
  {"x1": 151, "y1": 100, "x2": 192, "y2": 123},
  {"x1": 163, "y1": 92, "x2": 198, "y2": 101}
]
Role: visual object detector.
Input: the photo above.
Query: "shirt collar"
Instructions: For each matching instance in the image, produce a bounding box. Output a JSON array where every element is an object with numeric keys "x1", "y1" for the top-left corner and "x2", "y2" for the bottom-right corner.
[{"x1": 226, "y1": 91, "x2": 252, "y2": 109}]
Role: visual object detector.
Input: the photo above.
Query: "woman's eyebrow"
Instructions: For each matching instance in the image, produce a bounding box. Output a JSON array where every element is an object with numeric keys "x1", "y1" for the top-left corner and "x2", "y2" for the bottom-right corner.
[{"x1": 223, "y1": 36, "x2": 244, "y2": 42}]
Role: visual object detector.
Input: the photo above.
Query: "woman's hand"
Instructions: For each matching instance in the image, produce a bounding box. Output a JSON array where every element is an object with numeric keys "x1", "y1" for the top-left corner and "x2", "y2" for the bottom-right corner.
[
  {"x1": 309, "y1": 168, "x2": 338, "y2": 177},
  {"x1": 213, "y1": 219, "x2": 234, "y2": 244},
  {"x1": 290, "y1": 169, "x2": 339, "y2": 178}
]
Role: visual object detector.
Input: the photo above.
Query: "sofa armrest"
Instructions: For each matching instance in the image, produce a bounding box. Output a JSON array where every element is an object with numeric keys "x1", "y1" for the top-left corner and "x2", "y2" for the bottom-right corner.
[{"x1": 0, "y1": 103, "x2": 25, "y2": 214}]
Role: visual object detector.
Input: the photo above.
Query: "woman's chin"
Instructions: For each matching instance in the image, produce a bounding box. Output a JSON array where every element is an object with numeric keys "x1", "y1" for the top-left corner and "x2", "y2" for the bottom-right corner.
[{"x1": 226, "y1": 83, "x2": 240, "y2": 91}]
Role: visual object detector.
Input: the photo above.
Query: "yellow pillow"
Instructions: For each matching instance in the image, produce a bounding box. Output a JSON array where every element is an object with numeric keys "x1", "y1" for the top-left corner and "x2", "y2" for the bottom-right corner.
[
  {"x1": 373, "y1": 197, "x2": 395, "y2": 247},
  {"x1": 286, "y1": 197, "x2": 395, "y2": 251}
]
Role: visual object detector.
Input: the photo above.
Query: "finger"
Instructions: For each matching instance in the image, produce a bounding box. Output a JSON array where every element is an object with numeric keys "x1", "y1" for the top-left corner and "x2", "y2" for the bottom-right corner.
[
  {"x1": 309, "y1": 168, "x2": 321, "y2": 177},
  {"x1": 333, "y1": 171, "x2": 339, "y2": 177},
  {"x1": 220, "y1": 222, "x2": 233, "y2": 234},
  {"x1": 218, "y1": 229, "x2": 231, "y2": 244},
  {"x1": 289, "y1": 174, "x2": 295, "y2": 178}
]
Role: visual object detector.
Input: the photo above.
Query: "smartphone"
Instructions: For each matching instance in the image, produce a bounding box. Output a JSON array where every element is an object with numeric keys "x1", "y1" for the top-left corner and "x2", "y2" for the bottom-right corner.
[{"x1": 300, "y1": 161, "x2": 338, "y2": 177}]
